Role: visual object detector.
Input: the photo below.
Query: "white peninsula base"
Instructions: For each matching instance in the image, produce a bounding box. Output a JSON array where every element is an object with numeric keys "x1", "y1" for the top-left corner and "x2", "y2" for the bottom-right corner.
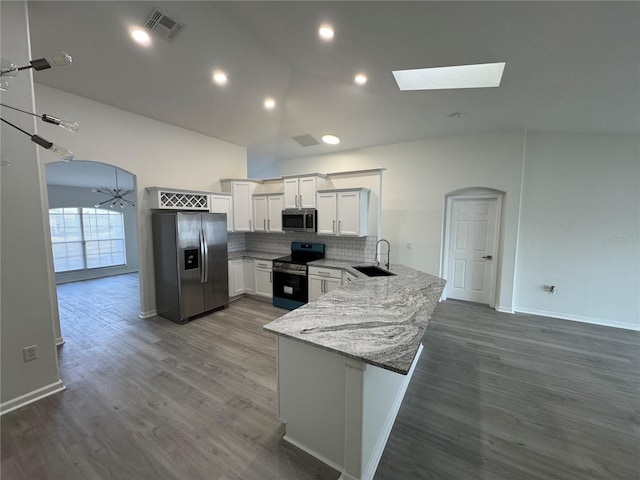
[{"x1": 276, "y1": 336, "x2": 423, "y2": 480}]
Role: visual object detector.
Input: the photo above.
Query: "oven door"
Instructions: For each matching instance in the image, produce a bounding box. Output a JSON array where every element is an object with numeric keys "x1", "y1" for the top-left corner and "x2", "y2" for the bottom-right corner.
[{"x1": 272, "y1": 267, "x2": 308, "y2": 310}]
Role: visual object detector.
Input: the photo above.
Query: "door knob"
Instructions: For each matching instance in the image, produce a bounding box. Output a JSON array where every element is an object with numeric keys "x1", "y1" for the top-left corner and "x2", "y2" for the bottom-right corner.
[{"x1": 482, "y1": 255, "x2": 493, "y2": 260}]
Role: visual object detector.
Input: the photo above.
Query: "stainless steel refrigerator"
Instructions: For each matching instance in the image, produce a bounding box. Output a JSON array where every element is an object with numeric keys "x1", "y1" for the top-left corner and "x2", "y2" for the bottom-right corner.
[{"x1": 152, "y1": 212, "x2": 228, "y2": 324}]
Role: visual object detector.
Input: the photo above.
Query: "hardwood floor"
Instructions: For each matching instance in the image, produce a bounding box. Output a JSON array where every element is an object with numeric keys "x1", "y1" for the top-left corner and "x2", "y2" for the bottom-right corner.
[
  {"x1": 1, "y1": 274, "x2": 339, "y2": 480},
  {"x1": 375, "y1": 299, "x2": 640, "y2": 480},
  {"x1": 2, "y1": 274, "x2": 638, "y2": 479}
]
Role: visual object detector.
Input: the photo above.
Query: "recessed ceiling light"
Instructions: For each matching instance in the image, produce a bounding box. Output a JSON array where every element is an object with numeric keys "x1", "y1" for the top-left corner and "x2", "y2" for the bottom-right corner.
[
  {"x1": 130, "y1": 28, "x2": 151, "y2": 46},
  {"x1": 212, "y1": 70, "x2": 228, "y2": 86},
  {"x1": 354, "y1": 73, "x2": 367, "y2": 86},
  {"x1": 319, "y1": 24, "x2": 334, "y2": 41},
  {"x1": 321, "y1": 134, "x2": 340, "y2": 145},
  {"x1": 264, "y1": 98, "x2": 276, "y2": 110},
  {"x1": 392, "y1": 62, "x2": 506, "y2": 91}
]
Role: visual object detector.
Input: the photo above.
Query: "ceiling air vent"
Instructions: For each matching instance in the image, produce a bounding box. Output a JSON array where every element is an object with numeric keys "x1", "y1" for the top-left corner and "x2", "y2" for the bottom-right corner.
[
  {"x1": 145, "y1": 8, "x2": 184, "y2": 42},
  {"x1": 292, "y1": 134, "x2": 320, "y2": 147}
]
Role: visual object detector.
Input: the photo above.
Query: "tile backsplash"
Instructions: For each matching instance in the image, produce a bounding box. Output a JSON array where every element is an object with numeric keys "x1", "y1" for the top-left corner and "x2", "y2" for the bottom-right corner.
[{"x1": 231, "y1": 232, "x2": 378, "y2": 263}]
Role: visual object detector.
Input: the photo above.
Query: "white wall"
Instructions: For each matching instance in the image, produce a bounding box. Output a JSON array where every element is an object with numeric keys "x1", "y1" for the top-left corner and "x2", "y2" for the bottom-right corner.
[
  {"x1": 271, "y1": 131, "x2": 526, "y2": 311},
  {"x1": 515, "y1": 131, "x2": 640, "y2": 329},
  {"x1": 1, "y1": 1, "x2": 63, "y2": 409},
  {"x1": 34, "y1": 84, "x2": 247, "y2": 316},
  {"x1": 266, "y1": 130, "x2": 640, "y2": 329},
  {"x1": 47, "y1": 183, "x2": 139, "y2": 283}
]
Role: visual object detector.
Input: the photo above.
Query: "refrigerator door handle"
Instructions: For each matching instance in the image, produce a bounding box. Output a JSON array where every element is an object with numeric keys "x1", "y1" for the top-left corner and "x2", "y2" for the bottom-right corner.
[
  {"x1": 199, "y1": 230, "x2": 205, "y2": 284},
  {"x1": 202, "y1": 229, "x2": 209, "y2": 283}
]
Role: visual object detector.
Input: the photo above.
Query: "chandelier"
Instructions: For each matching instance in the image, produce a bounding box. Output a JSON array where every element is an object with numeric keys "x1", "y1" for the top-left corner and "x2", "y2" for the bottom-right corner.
[{"x1": 93, "y1": 167, "x2": 135, "y2": 208}]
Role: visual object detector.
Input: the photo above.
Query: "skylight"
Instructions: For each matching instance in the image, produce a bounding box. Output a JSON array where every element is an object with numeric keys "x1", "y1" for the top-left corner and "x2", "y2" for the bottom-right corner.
[{"x1": 392, "y1": 62, "x2": 505, "y2": 91}]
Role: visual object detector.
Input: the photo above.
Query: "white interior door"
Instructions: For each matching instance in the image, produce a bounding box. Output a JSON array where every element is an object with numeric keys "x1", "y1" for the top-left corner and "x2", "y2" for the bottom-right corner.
[{"x1": 447, "y1": 197, "x2": 499, "y2": 305}]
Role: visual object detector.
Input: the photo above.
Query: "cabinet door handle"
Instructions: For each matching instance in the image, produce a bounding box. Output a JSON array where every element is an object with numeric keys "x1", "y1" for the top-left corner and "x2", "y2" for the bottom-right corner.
[
  {"x1": 264, "y1": 219, "x2": 266, "y2": 230},
  {"x1": 299, "y1": 194, "x2": 303, "y2": 207},
  {"x1": 338, "y1": 220, "x2": 341, "y2": 233},
  {"x1": 295, "y1": 194, "x2": 298, "y2": 208},
  {"x1": 270, "y1": 271, "x2": 272, "y2": 283},
  {"x1": 249, "y1": 219, "x2": 252, "y2": 230},
  {"x1": 332, "y1": 220, "x2": 336, "y2": 233}
]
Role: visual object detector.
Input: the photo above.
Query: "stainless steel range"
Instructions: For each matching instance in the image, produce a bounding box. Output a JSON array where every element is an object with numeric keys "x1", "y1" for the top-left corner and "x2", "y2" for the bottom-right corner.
[{"x1": 272, "y1": 242, "x2": 325, "y2": 310}]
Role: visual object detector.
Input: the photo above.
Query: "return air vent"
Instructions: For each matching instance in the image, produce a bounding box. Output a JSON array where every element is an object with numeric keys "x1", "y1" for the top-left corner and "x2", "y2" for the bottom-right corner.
[
  {"x1": 145, "y1": 8, "x2": 184, "y2": 42},
  {"x1": 292, "y1": 134, "x2": 320, "y2": 147}
]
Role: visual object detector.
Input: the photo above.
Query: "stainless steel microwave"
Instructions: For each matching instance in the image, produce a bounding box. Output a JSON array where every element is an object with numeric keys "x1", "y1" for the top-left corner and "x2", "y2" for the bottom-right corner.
[{"x1": 282, "y1": 209, "x2": 317, "y2": 233}]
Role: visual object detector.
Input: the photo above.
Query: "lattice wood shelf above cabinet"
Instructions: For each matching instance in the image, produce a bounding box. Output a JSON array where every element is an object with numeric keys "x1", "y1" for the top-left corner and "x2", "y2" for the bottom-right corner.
[{"x1": 146, "y1": 187, "x2": 211, "y2": 211}]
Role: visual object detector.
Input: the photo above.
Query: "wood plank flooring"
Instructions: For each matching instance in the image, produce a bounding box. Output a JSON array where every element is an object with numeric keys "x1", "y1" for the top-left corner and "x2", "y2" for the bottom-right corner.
[
  {"x1": 375, "y1": 299, "x2": 640, "y2": 480},
  {"x1": 2, "y1": 273, "x2": 638, "y2": 479},
  {"x1": 1, "y1": 274, "x2": 339, "y2": 480}
]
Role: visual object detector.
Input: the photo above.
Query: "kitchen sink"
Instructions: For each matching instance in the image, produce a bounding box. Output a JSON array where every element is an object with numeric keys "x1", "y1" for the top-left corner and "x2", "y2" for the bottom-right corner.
[{"x1": 352, "y1": 265, "x2": 396, "y2": 277}]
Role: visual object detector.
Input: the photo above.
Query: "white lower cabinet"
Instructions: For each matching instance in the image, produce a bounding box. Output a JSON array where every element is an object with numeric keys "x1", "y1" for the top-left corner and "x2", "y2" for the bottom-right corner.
[
  {"x1": 228, "y1": 258, "x2": 245, "y2": 297},
  {"x1": 254, "y1": 259, "x2": 273, "y2": 299},
  {"x1": 308, "y1": 266, "x2": 343, "y2": 302},
  {"x1": 343, "y1": 270, "x2": 357, "y2": 284},
  {"x1": 243, "y1": 258, "x2": 254, "y2": 294}
]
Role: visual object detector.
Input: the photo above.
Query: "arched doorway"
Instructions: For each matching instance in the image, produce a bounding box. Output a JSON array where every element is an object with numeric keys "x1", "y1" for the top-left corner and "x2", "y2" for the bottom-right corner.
[{"x1": 44, "y1": 160, "x2": 140, "y2": 344}]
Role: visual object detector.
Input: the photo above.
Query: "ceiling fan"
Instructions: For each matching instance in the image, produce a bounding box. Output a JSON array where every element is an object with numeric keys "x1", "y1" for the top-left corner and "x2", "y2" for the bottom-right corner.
[{"x1": 93, "y1": 167, "x2": 135, "y2": 208}]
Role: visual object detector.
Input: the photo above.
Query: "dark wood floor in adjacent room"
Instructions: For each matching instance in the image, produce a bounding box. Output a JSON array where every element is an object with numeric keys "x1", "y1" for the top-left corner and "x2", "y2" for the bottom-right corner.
[{"x1": 1, "y1": 273, "x2": 638, "y2": 480}]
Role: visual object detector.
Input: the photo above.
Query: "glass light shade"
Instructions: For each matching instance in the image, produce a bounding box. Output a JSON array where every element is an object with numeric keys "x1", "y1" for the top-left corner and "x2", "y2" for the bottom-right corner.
[
  {"x1": 0, "y1": 59, "x2": 18, "y2": 77},
  {"x1": 58, "y1": 120, "x2": 79, "y2": 133},
  {"x1": 42, "y1": 114, "x2": 79, "y2": 132},
  {"x1": 50, "y1": 144, "x2": 74, "y2": 161},
  {"x1": 48, "y1": 52, "x2": 72, "y2": 67}
]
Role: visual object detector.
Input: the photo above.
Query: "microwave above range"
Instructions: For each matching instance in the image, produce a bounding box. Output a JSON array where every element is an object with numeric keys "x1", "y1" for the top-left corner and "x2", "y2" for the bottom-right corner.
[{"x1": 282, "y1": 208, "x2": 317, "y2": 233}]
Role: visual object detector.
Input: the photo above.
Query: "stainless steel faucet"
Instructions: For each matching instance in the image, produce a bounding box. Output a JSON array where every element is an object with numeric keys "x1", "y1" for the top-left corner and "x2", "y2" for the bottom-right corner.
[{"x1": 376, "y1": 239, "x2": 391, "y2": 269}]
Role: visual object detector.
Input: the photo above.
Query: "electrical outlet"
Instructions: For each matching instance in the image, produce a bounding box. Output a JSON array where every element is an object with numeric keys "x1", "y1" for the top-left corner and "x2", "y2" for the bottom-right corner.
[{"x1": 23, "y1": 345, "x2": 38, "y2": 362}]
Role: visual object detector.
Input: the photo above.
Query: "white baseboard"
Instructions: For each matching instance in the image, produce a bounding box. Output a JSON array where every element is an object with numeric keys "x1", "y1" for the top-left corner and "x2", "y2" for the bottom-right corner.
[
  {"x1": 496, "y1": 305, "x2": 514, "y2": 314},
  {"x1": 0, "y1": 380, "x2": 66, "y2": 416},
  {"x1": 361, "y1": 343, "x2": 423, "y2": 480},
  {"x1": 139, "y1": 309, "x2": 157, "y2": 319},
  {"x1": 283, "y1": 434, "x2": 343, "y2": 474},
  {"x1": 55, "y1": 336, "x2": 65, "y2": 346},
  {"x1": 514, "y1": 307, "x2": 639, "y2": 332}
]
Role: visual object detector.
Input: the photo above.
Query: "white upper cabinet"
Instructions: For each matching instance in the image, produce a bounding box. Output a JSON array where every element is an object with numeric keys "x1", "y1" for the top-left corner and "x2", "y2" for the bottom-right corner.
[
  {"x1": 253, "y1": 194, "x2": 283, "y2": 233},
  {"x1": 317, "y1": 191, "x2": 338, "y2": 235},
  {"x1": 210, "y1": 193, "x2": 233, "y2": 232},
  {"x1": 283, "y1": 175, "x2": 327, "y2": 209},
  {"x1": 316, "y1": 188, "x2": 370, "y2": 237},
  {"x1": 221, "y1": 180, "x2": 260, "y2": 232}
]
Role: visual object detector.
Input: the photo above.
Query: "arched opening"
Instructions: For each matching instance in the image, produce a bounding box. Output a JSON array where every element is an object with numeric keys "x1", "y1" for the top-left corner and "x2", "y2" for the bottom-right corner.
[{"x1": 44, "y1": 160, "x2": 140, "y2": 345}]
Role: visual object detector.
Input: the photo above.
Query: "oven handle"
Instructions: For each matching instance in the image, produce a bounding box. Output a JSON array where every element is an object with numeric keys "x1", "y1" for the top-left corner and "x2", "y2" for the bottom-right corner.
[{"x1": 273, "y1": 267, "x2": 307, "y2": 276}]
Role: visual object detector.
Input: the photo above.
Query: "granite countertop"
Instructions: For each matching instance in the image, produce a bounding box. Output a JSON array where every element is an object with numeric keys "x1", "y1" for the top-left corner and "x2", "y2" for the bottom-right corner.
[
  {"x1": 264, "y1": 264, "x2": 446, "y2": 375},
  {"x1": 228, "y1": 250, "x2": 283, "y2": 261}
]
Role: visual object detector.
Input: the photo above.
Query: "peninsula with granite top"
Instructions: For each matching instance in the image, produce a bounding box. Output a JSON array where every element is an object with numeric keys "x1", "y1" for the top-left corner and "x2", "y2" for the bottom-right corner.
[{"x1": 264, "y1": 263, "x2": 445, "y2": 480}]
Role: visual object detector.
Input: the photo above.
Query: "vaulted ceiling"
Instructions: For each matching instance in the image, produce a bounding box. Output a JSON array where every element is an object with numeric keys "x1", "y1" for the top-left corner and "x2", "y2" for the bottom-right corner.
[{"x1": 26, "y1": 1, "x2": 640, "y2": 171}]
